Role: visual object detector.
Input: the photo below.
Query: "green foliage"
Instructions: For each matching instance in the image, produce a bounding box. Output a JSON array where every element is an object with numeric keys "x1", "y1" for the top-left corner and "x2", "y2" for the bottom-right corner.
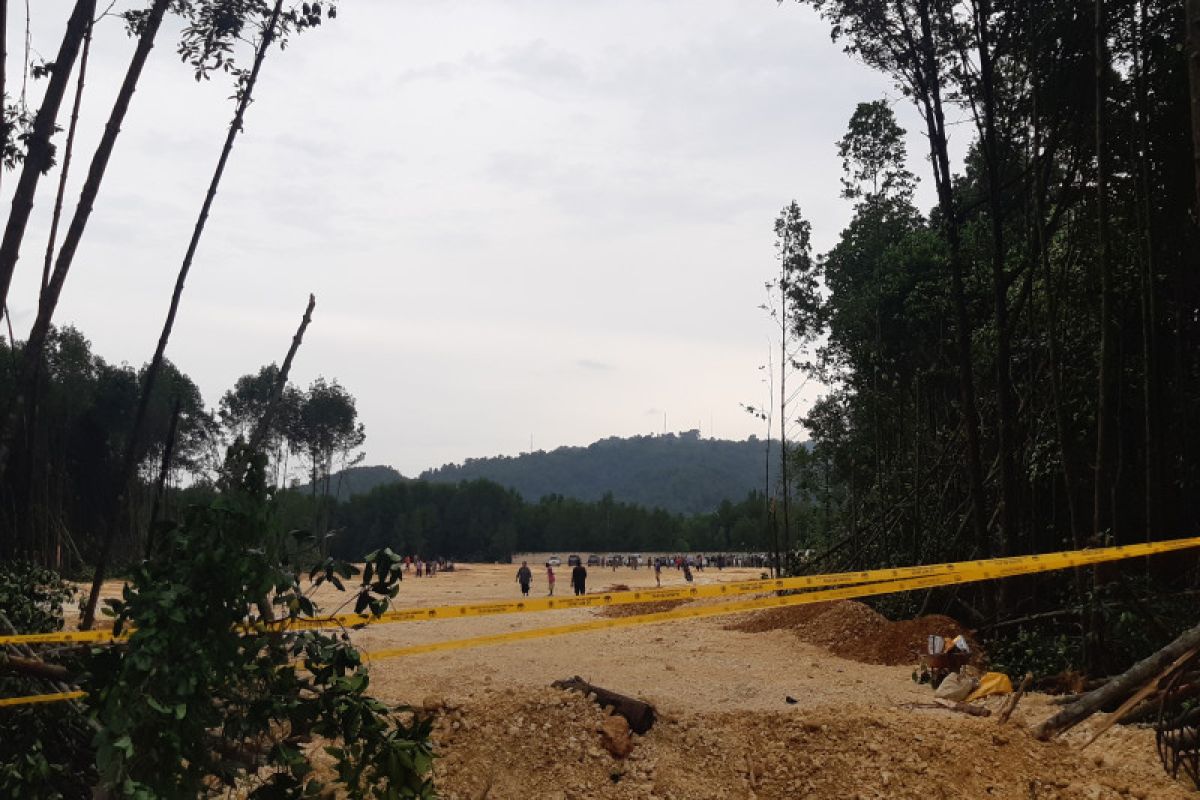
[
  {"x1": 989, "y1": 627, "x2": 1080, "y2": 680},
  {"x1": 86, "y1": 452, "x2": 433, "y2": 798},
  {"x1": 0, "y1": 561, "x2": 74, "y2": 635},
  {"x1": 0, "y1": 562, "x2": 94, "y2": 799},
  {"x1": 837, "y1": 100, "x2": 914, "y2": 201},
  {"x1": 0, "y1": 327, "x2": 216, "y2": 568}
]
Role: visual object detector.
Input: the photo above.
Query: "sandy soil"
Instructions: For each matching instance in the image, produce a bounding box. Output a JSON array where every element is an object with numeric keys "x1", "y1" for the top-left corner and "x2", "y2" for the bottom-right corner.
[{"x1": 73, "y1": 564, "x2": 1195, "y2": 798}]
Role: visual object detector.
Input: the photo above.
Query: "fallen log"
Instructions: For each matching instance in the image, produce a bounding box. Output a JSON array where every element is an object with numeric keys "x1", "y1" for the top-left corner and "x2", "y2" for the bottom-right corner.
[
  {"x1": 938, "y1": 699, "x2": 991, "y2": 717},
  {"x1": 900, "y1": 700, "x2": 992, "y2": 717},
  {"x1": 0, "y1": 653, "x2": 72, "y2": 682},
  {"x1": 1035, "y1": 623, "x2": 1200, "y2": 741},
  {"x1": 1123, "y1": 682, "x2": 1200, "y2": 725},
  {"x1": 1080, "y1": 646, "x2": 1200, "y2": 749},
  {"x1": 551, "y1": 676, "x2": 656, "y2": 734}
]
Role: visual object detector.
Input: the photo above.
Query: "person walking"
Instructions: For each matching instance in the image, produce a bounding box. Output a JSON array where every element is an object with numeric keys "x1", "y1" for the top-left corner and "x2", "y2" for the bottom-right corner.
[
  {"x1": 516, "y1": 561, "x2": 532, "y2": 597},
  {"x1": 682, "y1": 562, "x2": 693, "y2": 583},
  {"x1": 654, "y1": 560, "x2": 662, "y2": 587},
  {"x1": 571, "y1": 562, "x2": 588, "y2": 596},
  {"x1": 546, "y1": 563, "x2": 556, "y2": 596}
]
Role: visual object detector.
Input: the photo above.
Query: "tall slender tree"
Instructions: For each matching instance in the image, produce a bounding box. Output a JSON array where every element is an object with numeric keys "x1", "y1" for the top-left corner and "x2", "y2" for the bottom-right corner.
[
  {"x1": 81, "y1": 0, "x2": 297, "y2": 630},
  {"x1": 0, "y1": 0, "x2": 94, "y2": 315}
]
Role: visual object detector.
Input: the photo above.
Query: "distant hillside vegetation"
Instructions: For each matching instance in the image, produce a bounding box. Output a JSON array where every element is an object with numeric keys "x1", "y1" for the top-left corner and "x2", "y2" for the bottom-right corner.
[
  {"x1": 295, "y1": 464, "x2": 405, "y2": 501},
  {"x1": 418, "y1": 431, "x2": 771, "y2": 514}
]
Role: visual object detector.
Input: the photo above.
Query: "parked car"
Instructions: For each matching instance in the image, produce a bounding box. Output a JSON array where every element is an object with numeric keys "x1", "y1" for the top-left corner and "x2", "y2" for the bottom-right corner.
[
  {"x1": 567, "y1": 554, "x2": 582, "y2": 566},
  {"x1": 586, "y1": 555, "x2": 601, "y2": 566},
  {"x1": 547, "y1": 556, "x2": 561, "y2": 567}
]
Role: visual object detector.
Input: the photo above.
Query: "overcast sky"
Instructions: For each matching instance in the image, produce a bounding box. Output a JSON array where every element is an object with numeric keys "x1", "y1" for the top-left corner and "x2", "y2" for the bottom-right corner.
[{"x1": 11, "y1": 1, "x2": 936, "y2": 476}]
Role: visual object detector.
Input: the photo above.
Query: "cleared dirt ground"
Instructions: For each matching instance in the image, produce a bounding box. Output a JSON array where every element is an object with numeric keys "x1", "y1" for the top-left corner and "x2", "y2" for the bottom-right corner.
[{"x1": 76, "y1": 563, "x2": 1194, "y2": 798}]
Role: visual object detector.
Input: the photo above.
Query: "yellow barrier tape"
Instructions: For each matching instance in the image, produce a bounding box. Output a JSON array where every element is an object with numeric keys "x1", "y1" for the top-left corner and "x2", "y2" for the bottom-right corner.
[
  {"x1": 4, "y1": 535, "x2": 1199, "y2": 706},
  {"x1": 360, "y1": 536, "x2": 1200, "y2": 661},
  {"x1": 0, "y1": 690, "x2": 86, "y2": 708},
  {"x1": 281, "y1": 535, "x2": 1200, "y2": 633},
  {"x1": 4, "y1": 535, "x2": 1198, "y2": 647},
  {"x1": 257, "y1": 534, "x2": 1200, "y2": 637},
  {"x1": 0, "y1": 629, "x2": 127, "y2": 646}
]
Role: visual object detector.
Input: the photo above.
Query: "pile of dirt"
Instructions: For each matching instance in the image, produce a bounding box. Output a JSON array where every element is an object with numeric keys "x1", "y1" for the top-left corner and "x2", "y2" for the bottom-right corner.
[
  {"x1": 395, "y1": 686, "x2": 1186, "y2": 799},
  {"x1": 864, "y1": 614, "x2": 982, "y2": 666},
  {"x1": 725, "y1": 600, "x2": 980, "y2": 666},
  {"x1": 598, "y1": 599, "x2": 690, "y2": 618}
]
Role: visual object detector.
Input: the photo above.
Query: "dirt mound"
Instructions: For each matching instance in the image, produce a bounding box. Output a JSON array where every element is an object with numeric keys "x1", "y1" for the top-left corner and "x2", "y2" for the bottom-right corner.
[
  {"x1": 403, "y1": 686, "x2": 1187, "y2": 799},
  {"x1": 598, "y1": 599, "x2": 689, "y2": 618},
  {"x1": 726, "y1": 600, "x2": 979, "y2": 666},
  {"x1": 864, "y1": 613, "x2": 981, "y2": 666}
]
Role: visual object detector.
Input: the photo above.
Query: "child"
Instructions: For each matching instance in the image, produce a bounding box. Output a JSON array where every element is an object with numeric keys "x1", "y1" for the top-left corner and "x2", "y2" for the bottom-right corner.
[{"x1": 546, "y1": 563, "x2": 556, "y2": 596}]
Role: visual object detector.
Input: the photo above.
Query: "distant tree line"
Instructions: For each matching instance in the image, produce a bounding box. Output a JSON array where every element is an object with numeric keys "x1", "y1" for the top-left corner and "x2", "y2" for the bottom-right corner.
[
  {"x1": 0, "y1": 326, "x2": 366, "y2": 573},
  {"x1": 321, "y1": 481, "x2": 770, "y2": 563}
]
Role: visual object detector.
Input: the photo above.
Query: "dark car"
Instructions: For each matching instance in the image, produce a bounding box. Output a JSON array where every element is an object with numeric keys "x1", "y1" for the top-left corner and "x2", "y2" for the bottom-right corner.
[
  {"x1": 586, "y1": 555, "x2": 601, "y2": 566},
  {"x1": 567, "y1": 554, "x2": 582, "y2": 567}
]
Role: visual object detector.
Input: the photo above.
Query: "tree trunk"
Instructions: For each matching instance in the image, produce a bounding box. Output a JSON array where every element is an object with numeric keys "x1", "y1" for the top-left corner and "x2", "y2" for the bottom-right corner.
[
  {"x1": 1087, "y1": 0, "x2": 1117, "y2": 672},
  {"x1": 551, "y1": 676, "x2": 657, "y2": 734},
  {"x1": 0, "y1": 0, "x2": 94, "y2": 314},
  {"x1": 1187, "y1": 0, "x2": 1200, "y2": 216},
  {"x1": 1035, "y1": 626, "x2": 1200, "y2": 740},
  {"x1": 248, "y1": 293, "x2": 315, "y2": 453},
  {"x1": 1092, "y1": 0, "x2": 1117, "y2": 544},
  {"x1": 1132, "y1": 0, "x2": 1158, "y2": 547},
  {"x1": 917, "y1": 0, "x2": 990, "y2": 557},
  {"x1": 145, "y1": 396, "x2": 181, "y2": 556},
  {"x1": 779, "y1": 256, "x2": 791, "y2": 566},
  {"x1": 0, "y1": 0, "x2": 169, "y2": 488},
  {"x1": 976, "y1": 0, "x2": 1017, "y2": 560},
  {"x1": 80, "y1": 0, "x2": 283, "y2": 629},
  {"x1": 1032, "y1": 78, "x2": 1083, "y2": 552},
  {"x1": 41, "y1": 12, "x2": 92, "y2": 295},
  {"x1": 1, "y1": 0, "x2": 8, "y2": 197}
]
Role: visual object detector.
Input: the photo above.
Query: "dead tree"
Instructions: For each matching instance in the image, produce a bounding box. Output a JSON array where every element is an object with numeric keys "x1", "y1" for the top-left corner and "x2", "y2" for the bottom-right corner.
[{"x1": 248, "y1": 294, "x2": 316, "y2": 454}]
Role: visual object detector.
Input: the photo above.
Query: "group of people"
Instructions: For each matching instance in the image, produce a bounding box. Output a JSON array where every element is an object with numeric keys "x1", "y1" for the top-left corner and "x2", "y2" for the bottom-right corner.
[
  {"x1": 402, "y1": 556, "x2": 453, "y2": 577},
  {"x1": 515, "y1": 561, "x2": 587, "y2": 597},
  {"x1": 516, "y1": 557, "x2": 703, "y2": 594}
]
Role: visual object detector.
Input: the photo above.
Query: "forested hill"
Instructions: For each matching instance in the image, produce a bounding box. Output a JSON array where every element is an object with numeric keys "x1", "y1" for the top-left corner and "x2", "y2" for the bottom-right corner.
[
  {"x1": 416, "y1": 432, "x2": 771, "y2": 514},
  {"x1": 296, "y1": 465, "x2": 405, "y2": 502}
]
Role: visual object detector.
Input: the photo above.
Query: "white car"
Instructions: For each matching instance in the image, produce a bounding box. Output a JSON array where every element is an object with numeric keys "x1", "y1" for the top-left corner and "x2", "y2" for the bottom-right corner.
[{"x1": 547, "y1": 556, "x2": 561, "y2": 567}]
